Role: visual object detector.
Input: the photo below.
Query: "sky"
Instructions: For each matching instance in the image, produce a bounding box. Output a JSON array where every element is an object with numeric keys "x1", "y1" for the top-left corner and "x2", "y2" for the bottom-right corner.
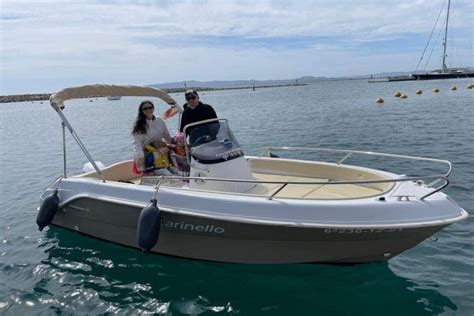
[{"x1": 1, "y1": 0, "x2": 473, "y2": 95}]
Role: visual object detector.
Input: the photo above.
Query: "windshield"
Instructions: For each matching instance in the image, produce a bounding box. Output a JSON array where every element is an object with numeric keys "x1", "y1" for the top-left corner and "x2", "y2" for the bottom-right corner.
[
  {"x1": 187, "y1": 120, "x2": 222, "y2": 147},
  {"x1": 185, "y1": 120, "x2": 244, "y2": 164}
]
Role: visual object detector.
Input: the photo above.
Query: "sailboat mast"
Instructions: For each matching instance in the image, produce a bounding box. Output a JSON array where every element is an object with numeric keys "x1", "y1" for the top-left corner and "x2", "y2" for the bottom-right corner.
[{"x1": 442, "y1": 0, "x2": 451, "y2": 72}]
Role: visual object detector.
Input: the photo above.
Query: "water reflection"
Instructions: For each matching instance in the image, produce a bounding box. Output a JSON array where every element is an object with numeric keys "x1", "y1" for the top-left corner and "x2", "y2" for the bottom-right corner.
[{"x1": 22, "y1": 228, "x2": 457, "y2": 315}]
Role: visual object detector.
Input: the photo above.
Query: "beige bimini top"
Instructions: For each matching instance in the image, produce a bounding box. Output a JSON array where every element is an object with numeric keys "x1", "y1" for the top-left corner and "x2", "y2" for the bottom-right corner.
[{"x1": 49, "y1": 84, "x2": 181, "y2": 111}]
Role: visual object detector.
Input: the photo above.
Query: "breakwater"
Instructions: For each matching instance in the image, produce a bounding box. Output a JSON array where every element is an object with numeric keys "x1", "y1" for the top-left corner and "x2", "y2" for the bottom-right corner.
[
  {"x1": 0, "y1": 83, "x2": 305, "y2": 103},
  {"x1": 0, "y1": 93, "x2": 51, "y2": 103}
]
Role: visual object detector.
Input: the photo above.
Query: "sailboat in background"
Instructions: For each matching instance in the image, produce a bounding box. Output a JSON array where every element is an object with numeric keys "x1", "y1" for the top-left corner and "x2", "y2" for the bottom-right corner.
[
  {"x1": 369, "y1": 0, "x2": 473, "y2": 82},
  {"x1": 411, "y1": 0, "x2": 473, "y2": 80}
]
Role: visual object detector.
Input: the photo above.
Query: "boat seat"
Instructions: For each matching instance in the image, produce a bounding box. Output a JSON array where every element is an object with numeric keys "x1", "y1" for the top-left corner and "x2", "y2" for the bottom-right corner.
[
  {"x1": 303, "y1": 183, "x2": 384, "y2": 199},
  {"x1": 251, "y1": 172, "x2": 384, "y2": 199},
  {"x1": 250, "y1": 173, "x2": 329, "y2": 198},
  {"x1": 248, "y1": 157, "x2": 393, "y2": 192},
  {"x1": 79, "y1": 160, "x2": 138, "y2": 181}
]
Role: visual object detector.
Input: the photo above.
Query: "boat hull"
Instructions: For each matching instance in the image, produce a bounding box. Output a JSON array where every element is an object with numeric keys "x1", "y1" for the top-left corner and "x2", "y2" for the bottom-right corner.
[
  {"x1": 369, "y1": 72, "x2": 474, "y2": 83},
  {"x1": 51, "y1": 196, "x2": 449, "y2": 264},
  {"x1": 412, "y1": 72, "x2": 474, "y2": 80}
]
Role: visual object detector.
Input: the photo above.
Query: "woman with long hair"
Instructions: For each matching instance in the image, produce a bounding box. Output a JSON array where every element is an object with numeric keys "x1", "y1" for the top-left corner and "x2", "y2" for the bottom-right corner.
[{"x1": 132, "y1": 100, "x2": 172, "y2": 174}]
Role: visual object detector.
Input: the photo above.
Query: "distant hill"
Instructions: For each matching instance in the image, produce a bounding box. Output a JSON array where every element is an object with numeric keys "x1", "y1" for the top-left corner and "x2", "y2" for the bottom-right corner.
[
  {"x1": 148, "y1": 76, "x2": 362, "y2": 89},
  {"x1": 149, "y1": 68, "x2": 474, "y2": 89}
]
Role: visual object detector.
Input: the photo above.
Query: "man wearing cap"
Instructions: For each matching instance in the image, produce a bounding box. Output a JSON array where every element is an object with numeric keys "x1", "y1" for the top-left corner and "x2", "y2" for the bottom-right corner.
[{"x1": 179, "y1": 90, "x2": 218, "y2": 143}]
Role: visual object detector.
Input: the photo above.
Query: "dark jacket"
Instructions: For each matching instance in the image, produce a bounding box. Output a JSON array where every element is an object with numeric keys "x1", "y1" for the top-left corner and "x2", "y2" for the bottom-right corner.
[{"x1": 179, "y1": 102, "x2": 217, "y2": 133}]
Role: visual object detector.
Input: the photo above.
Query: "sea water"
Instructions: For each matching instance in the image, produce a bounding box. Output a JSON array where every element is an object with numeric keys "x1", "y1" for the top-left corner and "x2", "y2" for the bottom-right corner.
[{"x1": 0, "y1": 79, "x2": 473, "y2": 315}]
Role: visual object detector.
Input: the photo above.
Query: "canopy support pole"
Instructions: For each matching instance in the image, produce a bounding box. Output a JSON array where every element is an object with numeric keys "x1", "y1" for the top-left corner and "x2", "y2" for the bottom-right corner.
[
  {"x1": 56, "y1": 109, "x2": 106, "y2": 183},
  {"x1": 62, "y1": 122, "x2": 67, "y2": 178}
]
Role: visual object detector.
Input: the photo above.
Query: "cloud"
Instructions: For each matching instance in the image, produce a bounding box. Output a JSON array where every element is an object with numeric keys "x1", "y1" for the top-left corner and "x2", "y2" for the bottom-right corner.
[{"x1": 1, "y1": 0, "x2": 472, "y2": 94}]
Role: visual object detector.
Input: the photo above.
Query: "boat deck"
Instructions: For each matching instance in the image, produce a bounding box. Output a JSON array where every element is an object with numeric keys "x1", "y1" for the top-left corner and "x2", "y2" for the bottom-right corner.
[
  {"x1": 249, "y1": 173, "x2": 385, "y2": 199},
  {"x1": 80, "y1": 158, "x2": 392, "y2": 200},
  {"x1": 138, "y1": 172, "x2": 386, "y2": 200}
]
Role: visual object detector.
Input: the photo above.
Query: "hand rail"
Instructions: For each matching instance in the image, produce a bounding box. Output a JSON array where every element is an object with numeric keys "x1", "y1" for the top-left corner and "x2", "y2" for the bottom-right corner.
[
  {"x1": 269, "y1": 183, "x2": 288, "y2": 200},
  {"x1": 420, "y1": 178, "x2": 449, "y2": 200},
  {"x1": 148, "y1": 175, "x2": 447, "y2": 186},
  {"x1": 144, "y1": 174, "x2": 449, "y2": 201},
  {"x1": 142, "y1": 146, "x2": 453, "y2": 200},
  {"x1": 258, "y1": 146, "x2": 452, "y2": 178}
]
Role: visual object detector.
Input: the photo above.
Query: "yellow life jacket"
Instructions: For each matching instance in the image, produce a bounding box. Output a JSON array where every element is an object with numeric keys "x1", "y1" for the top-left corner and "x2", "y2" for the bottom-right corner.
[
  {"x1": 145, "y1": 144, "x2": 170, "y2": 169},
  {"x1": 153, "y1": 152, "x2": 170, "y2": 168}
]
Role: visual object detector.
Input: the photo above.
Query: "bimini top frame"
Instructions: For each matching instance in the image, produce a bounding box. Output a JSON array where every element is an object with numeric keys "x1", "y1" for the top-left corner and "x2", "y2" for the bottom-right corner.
[{"x1": 49, "y1": 84, "x2": 182, "y2": 182}]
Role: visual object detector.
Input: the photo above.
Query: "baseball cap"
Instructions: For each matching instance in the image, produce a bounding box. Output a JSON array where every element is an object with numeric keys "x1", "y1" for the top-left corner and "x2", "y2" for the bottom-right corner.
[{"x1": 185, "y1": 89, "x2": 199, "y2": 99}]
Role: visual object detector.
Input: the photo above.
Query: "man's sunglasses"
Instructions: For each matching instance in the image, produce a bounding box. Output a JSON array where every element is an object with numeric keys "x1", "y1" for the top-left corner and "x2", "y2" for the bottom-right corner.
[{"x1": 186, "y1": 96, "x2": 197, "y2": 101}]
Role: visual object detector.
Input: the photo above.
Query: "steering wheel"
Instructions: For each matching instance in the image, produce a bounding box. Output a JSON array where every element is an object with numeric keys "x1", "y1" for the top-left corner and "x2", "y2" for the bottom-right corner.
[{"x1": 193, "y1": 135, "x2": 212, "y2": 146}]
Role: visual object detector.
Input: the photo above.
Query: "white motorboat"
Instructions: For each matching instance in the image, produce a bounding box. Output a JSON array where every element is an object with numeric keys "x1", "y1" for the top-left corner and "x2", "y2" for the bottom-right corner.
[{"x1": 37, "y1": 84, "x2": 468, "y2": 264}]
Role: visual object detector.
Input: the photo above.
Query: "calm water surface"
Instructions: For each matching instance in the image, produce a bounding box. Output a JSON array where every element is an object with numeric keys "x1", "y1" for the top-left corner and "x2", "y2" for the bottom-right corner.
[{"x1": 1, "y1": 79, "x2": 473, "y2": 315}]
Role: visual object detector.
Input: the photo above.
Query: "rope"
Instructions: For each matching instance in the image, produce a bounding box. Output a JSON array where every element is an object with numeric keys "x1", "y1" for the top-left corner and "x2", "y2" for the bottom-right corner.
[
  {"x1": 424, "y1": 22, "x2": 445, "y2": 70},
  {"x1": 415, "y1": 0, "x2": 447, "y2": 72},
  {"x1": 152, "y1": 176, "x2": 163, "y2": 201}
]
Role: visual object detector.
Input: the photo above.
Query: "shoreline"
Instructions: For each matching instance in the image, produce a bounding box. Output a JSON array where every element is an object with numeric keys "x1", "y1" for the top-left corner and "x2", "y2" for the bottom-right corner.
[{"x1": 0, "y1": 83, "x2": 306, "y2": 104}]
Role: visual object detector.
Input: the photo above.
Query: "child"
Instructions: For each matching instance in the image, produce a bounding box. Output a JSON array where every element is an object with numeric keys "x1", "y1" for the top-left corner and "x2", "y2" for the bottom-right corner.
[
  {"x1": 168, "y1": 132, "x2": 189, "y2": 173},
  {"x1": 144, "y1": 139, "x2": 181, "y2": 176}
]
